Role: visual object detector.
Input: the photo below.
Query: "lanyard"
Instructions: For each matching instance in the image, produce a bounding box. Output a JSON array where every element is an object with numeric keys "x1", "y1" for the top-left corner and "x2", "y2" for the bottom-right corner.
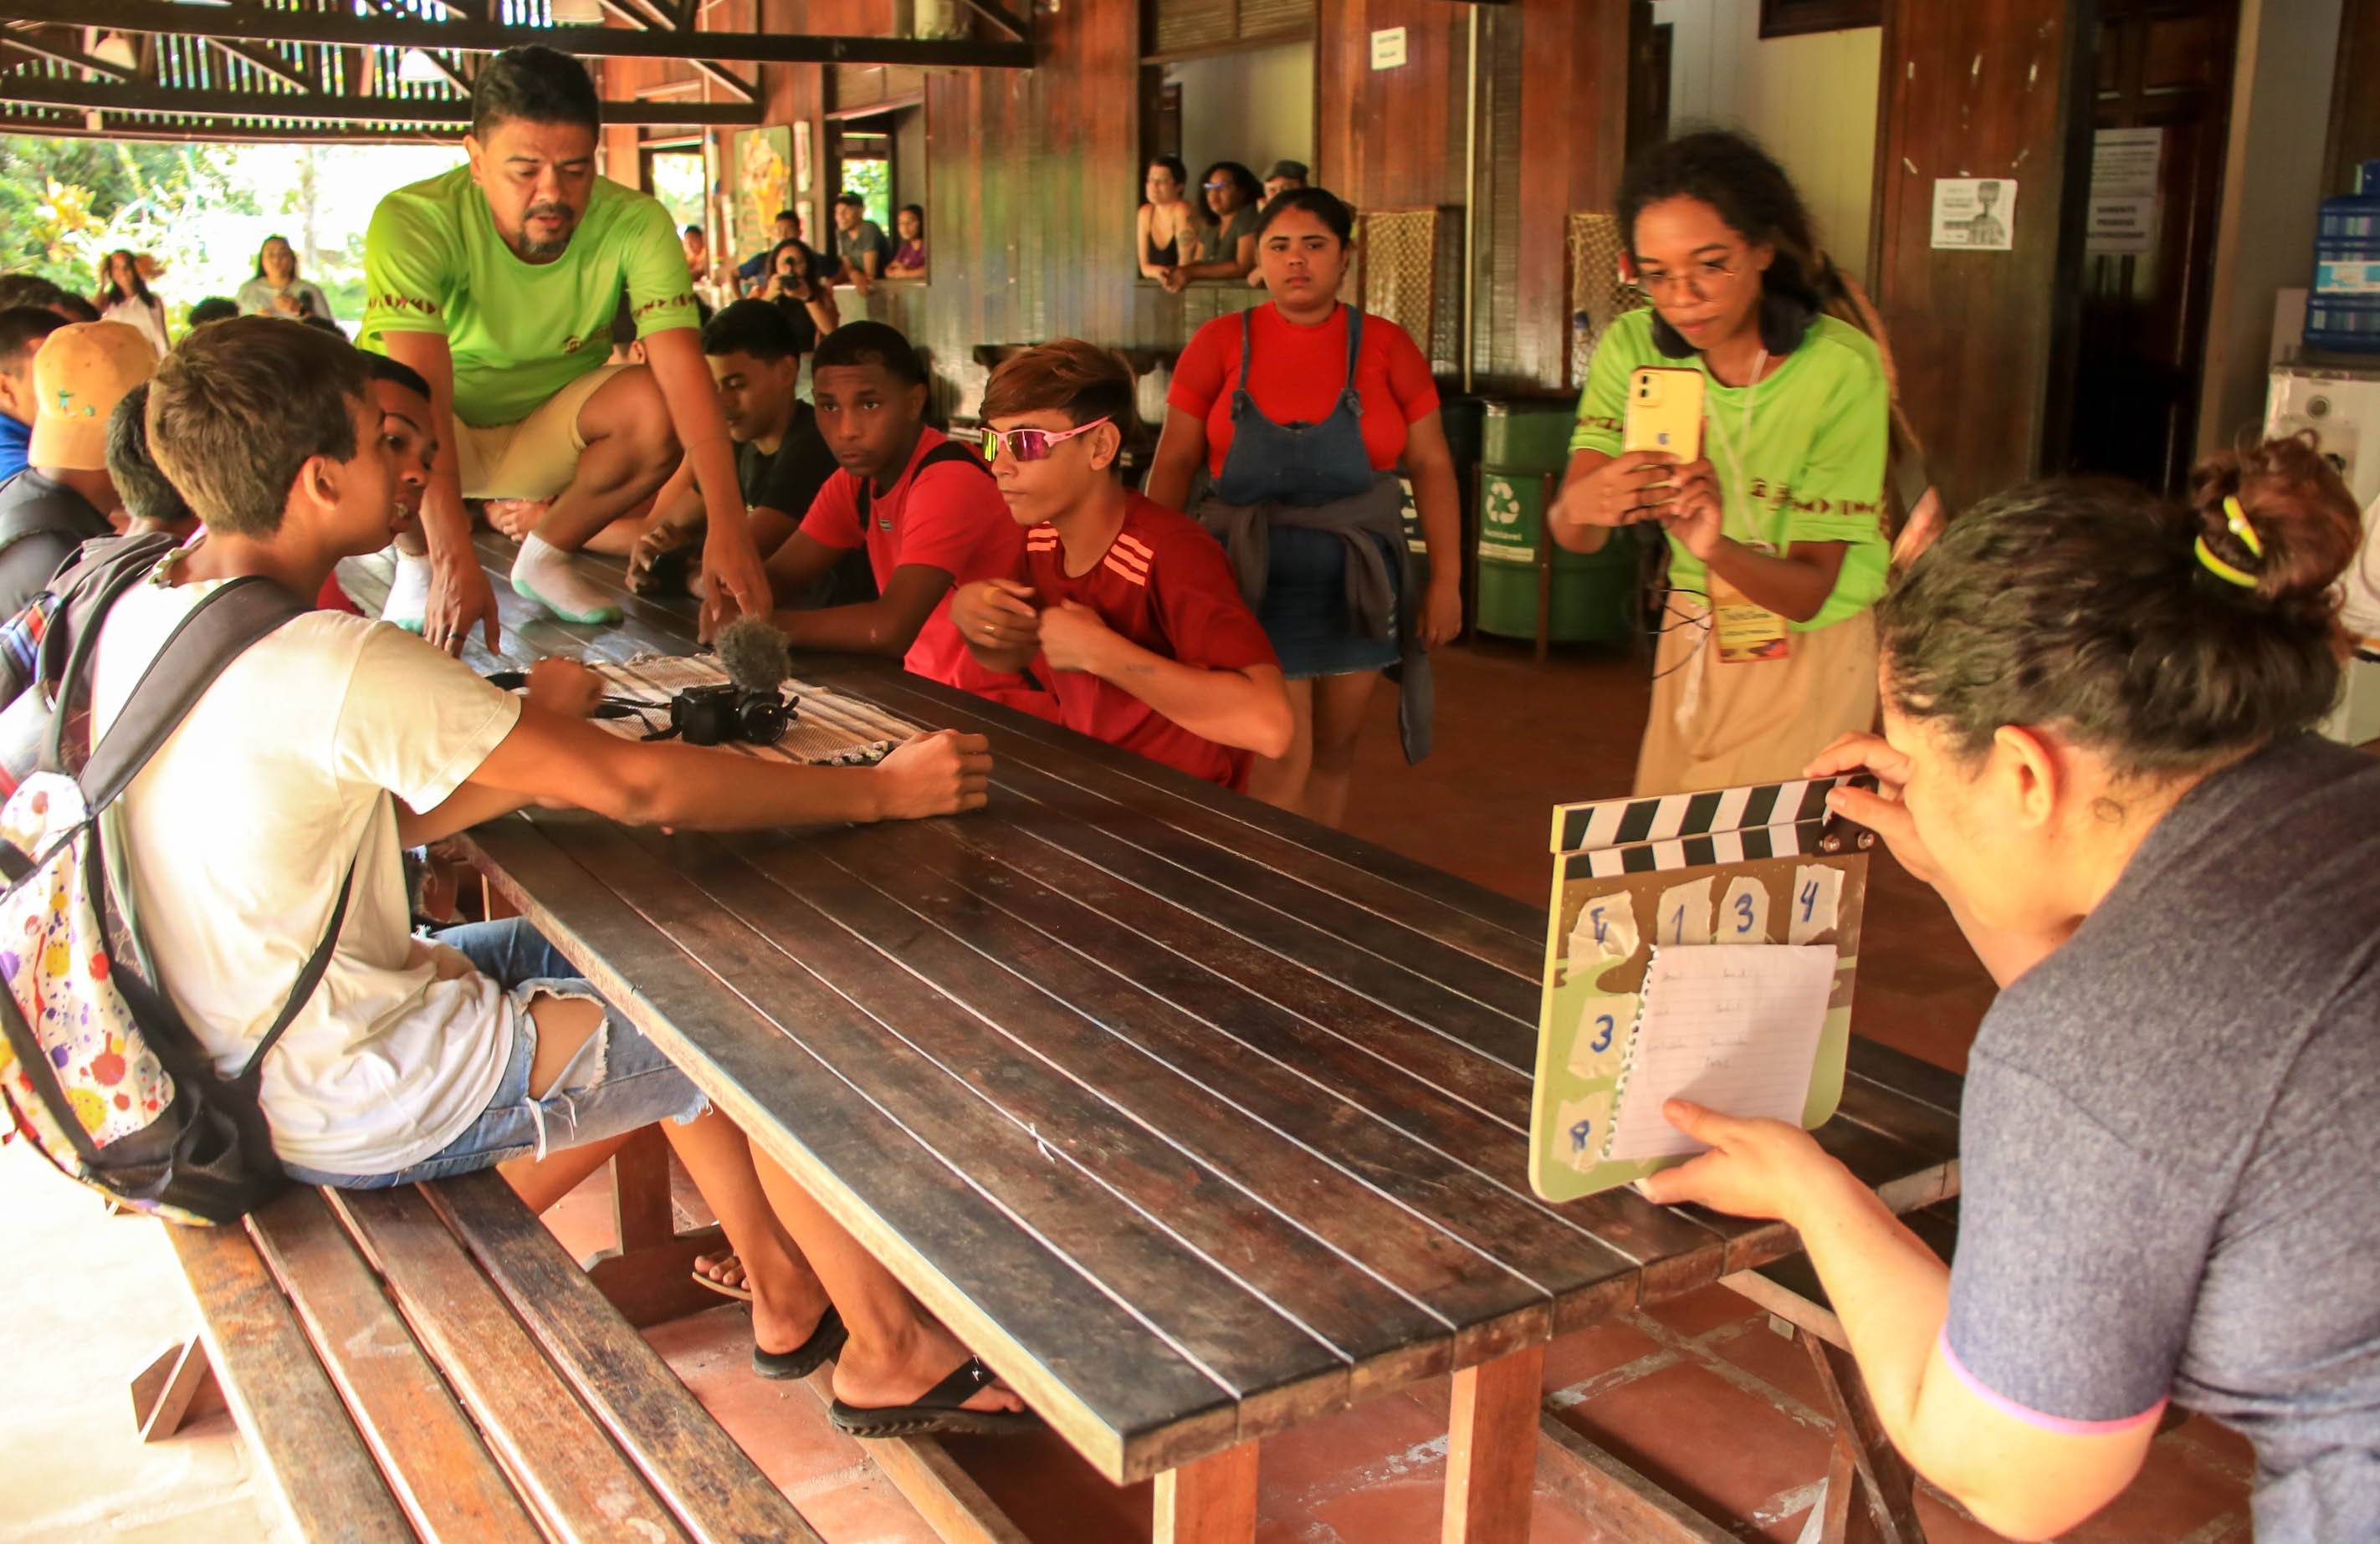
[{"x1": 1699, "y1": 348, "x2": 1768, "y2": 549}]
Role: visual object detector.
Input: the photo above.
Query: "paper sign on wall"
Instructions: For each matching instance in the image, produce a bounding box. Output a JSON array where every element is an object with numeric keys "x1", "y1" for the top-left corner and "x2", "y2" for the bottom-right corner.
[
  {"x1": 2087, "y1": 197, "x2": 2157, "y2": 256},
  {"x1": 1931, "y1": 178, "x2": 2016, "y2": 251},
  {"x1": 2091, "y1": 128, "x2": 2162, "y2": 197},
  {"x1": 1370, "y1": 28, "x2": 1407, "y2": 69}
]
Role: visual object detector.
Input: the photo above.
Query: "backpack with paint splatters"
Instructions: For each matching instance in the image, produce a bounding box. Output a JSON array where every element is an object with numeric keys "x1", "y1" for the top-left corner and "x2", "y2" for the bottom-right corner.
[{"x1": 0, "y1": 536, "x2": 351, "y2": 1224}]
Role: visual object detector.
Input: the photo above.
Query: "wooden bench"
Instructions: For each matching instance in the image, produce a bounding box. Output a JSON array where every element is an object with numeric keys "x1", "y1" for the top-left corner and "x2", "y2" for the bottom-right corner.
[{"x1": 138, "y1": 1168, "x2": 821, "y2": 1543}]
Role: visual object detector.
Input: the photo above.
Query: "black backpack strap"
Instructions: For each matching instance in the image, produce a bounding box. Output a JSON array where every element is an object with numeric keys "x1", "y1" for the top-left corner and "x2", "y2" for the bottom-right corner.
[
  {"x1": 854, "y1": 437, "x2": 992, "y2": 526},
  {"x1": 76, "y1": 576, "x2": 309, "y2": 812},
  {"x1": 42, "y1": 539, "x2": 186, "y2": 775},
  {"x1": 233, "y1": 861, "x2": 356, "y2": 1087}
]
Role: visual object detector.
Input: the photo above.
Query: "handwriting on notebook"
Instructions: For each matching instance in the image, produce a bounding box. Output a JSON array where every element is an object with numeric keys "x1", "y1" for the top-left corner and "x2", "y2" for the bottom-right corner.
[{"x1": 1602, "y1": 943, "x2": 1839, "y2": 1163}]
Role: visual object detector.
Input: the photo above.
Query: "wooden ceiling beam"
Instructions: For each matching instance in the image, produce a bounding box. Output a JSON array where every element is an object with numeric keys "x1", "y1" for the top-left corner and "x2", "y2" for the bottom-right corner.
[
  {"x1": 0, "y1": 23, "x2": 139, "y2": 80},
  {"x1": 203, "y1": 36, "x2": 315, "y2": 93},
  {"x1": 0, "y1": 0, "x2": 1037, "y2": 69},
  {"x1": 6, "y1": 74, "x2": 762, "y2": 125}
]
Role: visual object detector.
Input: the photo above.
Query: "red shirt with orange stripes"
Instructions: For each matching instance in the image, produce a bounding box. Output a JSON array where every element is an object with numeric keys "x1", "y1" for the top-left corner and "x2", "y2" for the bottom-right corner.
[{"x1": 1020, "y1": 492, "x2": 1278, "y2": 790}]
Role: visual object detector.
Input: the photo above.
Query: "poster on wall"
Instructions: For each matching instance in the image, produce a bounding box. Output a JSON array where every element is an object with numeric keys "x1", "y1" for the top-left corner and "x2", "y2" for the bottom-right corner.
[
  {"x1": 795, "y1": 120, "x2": 813, "y2": 196},
  {"x1": 734, "y1": 126, "x2": 793, "y2": 259},
  {"x1": 2086, "y1": 127, "x2": 2161, "y2": 258},
  {"x1": 1930, "y1": 178, "x2": 2016, "y2": 251}
]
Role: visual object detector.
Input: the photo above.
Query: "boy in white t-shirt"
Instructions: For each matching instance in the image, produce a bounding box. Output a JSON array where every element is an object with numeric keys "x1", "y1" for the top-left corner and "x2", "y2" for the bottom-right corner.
[{"x1": 119, "y1": 316, "x2": 1031, "y2": 1437}]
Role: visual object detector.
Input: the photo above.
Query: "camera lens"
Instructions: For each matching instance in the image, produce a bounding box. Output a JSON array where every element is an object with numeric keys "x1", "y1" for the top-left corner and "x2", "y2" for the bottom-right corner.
[{"x1": 740, "y1": 695, "x2": 791, "y2": 746}]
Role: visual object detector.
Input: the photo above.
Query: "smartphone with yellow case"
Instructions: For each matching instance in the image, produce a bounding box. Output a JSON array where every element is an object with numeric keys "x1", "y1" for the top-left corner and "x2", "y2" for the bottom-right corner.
[{"x1": 1622, "y1": 366, "x2": 1706, "y2": 465}]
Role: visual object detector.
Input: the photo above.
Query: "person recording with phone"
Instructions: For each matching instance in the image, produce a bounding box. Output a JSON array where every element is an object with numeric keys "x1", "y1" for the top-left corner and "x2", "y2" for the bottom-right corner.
[
  {"x1": 760, "y1": 237, "x2": 840, "y2": 351},
  {"x1": 1550, "y1": 130, "x2": 1907, "y2": 795}
]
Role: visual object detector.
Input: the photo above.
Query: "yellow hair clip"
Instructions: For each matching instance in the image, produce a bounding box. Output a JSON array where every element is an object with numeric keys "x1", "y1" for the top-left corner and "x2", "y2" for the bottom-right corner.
[
  {"x1": 2196, "y1": 495, "x2": 2264, "y2": 588},
  {"x1": 2223, "y1": 494, "x2": 2265, "y2": 557}
]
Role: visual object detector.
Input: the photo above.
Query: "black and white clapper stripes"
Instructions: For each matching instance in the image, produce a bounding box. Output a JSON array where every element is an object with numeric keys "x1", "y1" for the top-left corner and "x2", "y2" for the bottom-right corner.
[{"x1": 1552, "y1": 775, "x2": 1878, "y2": 879}]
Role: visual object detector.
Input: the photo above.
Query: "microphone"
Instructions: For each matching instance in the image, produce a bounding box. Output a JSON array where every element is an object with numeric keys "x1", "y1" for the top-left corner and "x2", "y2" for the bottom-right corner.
[{"x1": 713, "y1": 615, "x2": 792, "y2": 698}]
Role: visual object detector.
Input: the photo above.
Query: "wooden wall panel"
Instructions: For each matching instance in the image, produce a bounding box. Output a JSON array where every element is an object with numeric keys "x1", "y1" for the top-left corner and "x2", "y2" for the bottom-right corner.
[
  {"x1": 2325, "y1": 0, "x2": 2380, "y2": 197},
  {"x1": 1871, "y1": 0, "x2": 2095, "y2": 513},
  {"x1": 1506, "y1": 0, "x2": 1632, "y2": 392}
]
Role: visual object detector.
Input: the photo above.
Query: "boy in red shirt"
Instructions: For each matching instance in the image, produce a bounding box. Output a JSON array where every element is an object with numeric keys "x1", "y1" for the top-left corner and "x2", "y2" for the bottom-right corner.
[
  {"x1": 762, "y1": 322, "x2": 1024, "y2": 691},
  {"x1": 950, "y1": 341, "x2": 1290, "y2": 789}
]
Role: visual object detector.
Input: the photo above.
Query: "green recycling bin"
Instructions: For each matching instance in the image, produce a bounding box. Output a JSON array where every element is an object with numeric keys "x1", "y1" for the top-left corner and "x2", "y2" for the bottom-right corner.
[{"x1": 1473, "y1": 400, "x2": 1639, "y2": 644}]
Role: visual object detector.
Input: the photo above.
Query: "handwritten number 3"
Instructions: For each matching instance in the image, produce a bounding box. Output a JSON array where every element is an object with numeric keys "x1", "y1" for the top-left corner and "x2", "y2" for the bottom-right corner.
[
  {"x1": 1733, "y1": 892, "x2": 1754, "y2": 933},
  {"x1": 1590, "y1": 1014, "x2": 1615, "y2": 1054}
]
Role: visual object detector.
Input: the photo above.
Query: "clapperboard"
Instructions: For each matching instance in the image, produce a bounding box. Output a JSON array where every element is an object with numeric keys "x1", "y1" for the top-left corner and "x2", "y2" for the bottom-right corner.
[{"x1": 1527, "y1": 775, "x2": 1877, "y2": 1203}]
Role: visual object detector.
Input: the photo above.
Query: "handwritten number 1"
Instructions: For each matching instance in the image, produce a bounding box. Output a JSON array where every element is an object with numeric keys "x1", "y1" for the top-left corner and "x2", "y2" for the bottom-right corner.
[{"x1": 1668, "y1": 904, "x2": 1684, "y2": 943}]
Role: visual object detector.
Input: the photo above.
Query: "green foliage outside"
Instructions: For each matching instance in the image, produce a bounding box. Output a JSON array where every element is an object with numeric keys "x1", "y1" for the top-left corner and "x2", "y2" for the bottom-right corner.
[
  {"x1": 0, "y1": 139, "x2": 259, "y2": 309},
  {"x1": 840, "y1": 159, "x2": 891, "y2": 235},
  {"x1": 0, "y1": 136, "x2": 458, "y2": 334}
]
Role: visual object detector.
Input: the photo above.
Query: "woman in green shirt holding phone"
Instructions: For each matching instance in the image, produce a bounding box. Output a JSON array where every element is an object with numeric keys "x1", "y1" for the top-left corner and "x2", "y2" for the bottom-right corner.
[{"x1": 1553, "y1": 130, "x2": 1904, "y2": 795}]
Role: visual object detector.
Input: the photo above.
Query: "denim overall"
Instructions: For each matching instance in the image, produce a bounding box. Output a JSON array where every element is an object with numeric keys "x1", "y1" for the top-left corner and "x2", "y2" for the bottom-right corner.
[{"x1": 1210, "y1": 305, "x2": 1402, "y2": 679}]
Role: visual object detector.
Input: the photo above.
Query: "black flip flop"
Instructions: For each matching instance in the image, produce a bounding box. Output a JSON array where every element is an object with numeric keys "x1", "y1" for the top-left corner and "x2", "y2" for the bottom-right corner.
[
  {"x1": 751, "y1": 1306, "x2": 848, "y2": 1380},
  {"x1": 827, "y1": 1357, "x2": 1045, "y2": 1439}
]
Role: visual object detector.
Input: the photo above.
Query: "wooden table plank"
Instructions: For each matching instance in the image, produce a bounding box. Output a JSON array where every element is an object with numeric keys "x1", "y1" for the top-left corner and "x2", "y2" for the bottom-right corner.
[
  {"x1": 463, "y1": 814, "x2": 1240, "y2": 1484},
  {"x1": 243, "y1": 1189, "x2": 545, "y2": 1544},
  {"x1": 612, "y1": 823, "x2": 1460, "y2": 1393},
  {"x1": 422, "y1": 1171, "x2": 828, "y2": 1544},
  {"x1": 327, "y1": 1187, "x2": 694, "y2": 1544},
  {"x1": 537, "y1": 813, "x2": 1354, "y2": 1439},
  {"x1": 162, "y1": 1219, "x2": 416, "y2": 1544},
  {"x1": 848, "y1": 668, "x2": 1547, "y2": 971},
  {"x1": 660, "y1": 821, "x2": 1548, "y2": 1388},
  {"x1": 857, "y1": 673, "x2": 1543, "y2": 1026},
  {"x1": 806, "y1": 819, "x2": 1651, "y2": 1336}
]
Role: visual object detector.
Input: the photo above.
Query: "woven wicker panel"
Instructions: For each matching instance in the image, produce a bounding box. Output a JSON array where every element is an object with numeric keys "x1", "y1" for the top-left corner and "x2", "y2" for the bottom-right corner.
[
  {"x1": 1567, "y1": 212, "x2": 1650, "y2": 390},
  {"x1": 1356, "y1": 208, "x2": 1461, "y2": 375},
  {"x1": 1154, "y1": 0, "x2": 1237, "y2": 53},
  {"x1": 832, "y1": 64, "x2": 923, "y2": 110}
]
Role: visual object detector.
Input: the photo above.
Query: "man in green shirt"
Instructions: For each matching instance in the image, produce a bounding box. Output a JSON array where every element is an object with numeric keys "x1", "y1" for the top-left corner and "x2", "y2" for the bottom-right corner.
[{"x1": 358, "y1": 45, "x2": 766, "y2": 645}]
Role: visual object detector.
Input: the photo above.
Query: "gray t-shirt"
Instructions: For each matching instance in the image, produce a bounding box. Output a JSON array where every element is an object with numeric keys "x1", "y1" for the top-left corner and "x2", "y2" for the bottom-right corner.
[{"x1": 1944, "y1": 733, "x2": 2380, "y2": 1542}]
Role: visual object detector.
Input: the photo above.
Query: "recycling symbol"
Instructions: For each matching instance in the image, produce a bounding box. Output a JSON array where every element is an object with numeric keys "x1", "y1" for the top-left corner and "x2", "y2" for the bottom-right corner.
[{"x1": 1484, "y1": 477, "x2": 1522, "y2": 526}]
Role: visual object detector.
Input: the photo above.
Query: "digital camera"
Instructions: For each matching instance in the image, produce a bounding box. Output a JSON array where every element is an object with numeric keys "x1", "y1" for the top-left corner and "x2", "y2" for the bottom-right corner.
[{"x1": 668, "y1": 683, "x2": 792, "y2": 747}]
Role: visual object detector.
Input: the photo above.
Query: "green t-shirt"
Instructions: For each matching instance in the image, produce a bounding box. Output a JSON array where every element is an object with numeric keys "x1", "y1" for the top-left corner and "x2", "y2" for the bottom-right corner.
[
  {"x1": 357, "y1": 166, "x2": 699, "y2": 427},
  {"x1": 1569, "y1": 309, "x2": 1890, "y2": 631}
]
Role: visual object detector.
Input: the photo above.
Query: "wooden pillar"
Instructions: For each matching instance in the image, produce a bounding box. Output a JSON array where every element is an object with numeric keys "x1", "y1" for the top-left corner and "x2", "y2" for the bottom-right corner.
[
  {"x1": 1442, "y1": 1342, "x2": 1546, "y2": 1543},
  {"x1": 1871, "y1": 0, "x2": 2098, "y2": 511},
  {"x1": 1153, "y1": 1441, "x2": 1260, "y2": 1544}
]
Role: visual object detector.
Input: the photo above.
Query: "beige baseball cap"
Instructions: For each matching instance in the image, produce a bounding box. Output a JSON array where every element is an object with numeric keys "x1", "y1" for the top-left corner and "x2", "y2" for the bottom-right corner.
[{"x1": 28, "y1": 321, "x2": 155, "y2": 472}]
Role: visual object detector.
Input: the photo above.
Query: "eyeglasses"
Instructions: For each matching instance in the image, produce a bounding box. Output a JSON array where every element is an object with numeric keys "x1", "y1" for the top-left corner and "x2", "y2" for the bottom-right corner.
[
  {"x1": 977, "y1": 417, "x2": 1112, "y2": 463},
  {"x1": 1628, "y1": 254, "x2": 1744, "y2": 301}
]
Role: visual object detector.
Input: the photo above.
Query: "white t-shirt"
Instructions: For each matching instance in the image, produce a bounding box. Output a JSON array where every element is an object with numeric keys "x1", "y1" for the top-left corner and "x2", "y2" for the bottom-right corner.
[
  {"x1": 99, "y1": 296, "x2": 168, "y2": 358},
  {"x1": 2342, "y1": 493, "x2": 2380, "y2": 644},
  {"x1": 90, "y1": 567, "x2": 523, "y2": 1174}
]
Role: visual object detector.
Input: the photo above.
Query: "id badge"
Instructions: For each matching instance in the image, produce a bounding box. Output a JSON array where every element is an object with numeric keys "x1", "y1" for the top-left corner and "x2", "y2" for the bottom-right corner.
[{"x1": 1708, "y1": 572, "x2": 1790, "y2": 663}]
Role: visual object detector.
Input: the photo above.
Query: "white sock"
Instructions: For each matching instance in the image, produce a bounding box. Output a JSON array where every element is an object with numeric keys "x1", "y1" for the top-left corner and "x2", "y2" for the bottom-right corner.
[
  {"x1": 510, "y1": 533, "x2": 622, "y2": 625},
  {"x1": 381, "y1": 549, "x2": 433, "y2": 631}
]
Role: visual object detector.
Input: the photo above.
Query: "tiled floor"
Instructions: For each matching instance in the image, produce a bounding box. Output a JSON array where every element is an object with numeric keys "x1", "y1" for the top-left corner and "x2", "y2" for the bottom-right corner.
[{"x1": 0, "y1": 637, "x2": 2256, "y2": 1542}]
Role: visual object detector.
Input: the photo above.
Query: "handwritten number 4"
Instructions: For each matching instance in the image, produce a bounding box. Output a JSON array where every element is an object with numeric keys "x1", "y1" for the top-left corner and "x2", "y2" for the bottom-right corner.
[
  {"x1": 1569, "y1": 1119, "x2": 1593, "y2": 1154},
  {"x1": 1799, "y1": 879, "x2": 1820, "y2": 922},
  {"x1": 1589, "y1": 907, "x2": 1608, "y2": 944}
]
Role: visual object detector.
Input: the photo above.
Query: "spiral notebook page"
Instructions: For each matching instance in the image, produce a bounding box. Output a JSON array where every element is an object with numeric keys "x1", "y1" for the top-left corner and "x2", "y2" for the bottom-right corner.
[{"x1": 1604, "y1": 944, "x2": 1839, "y2": 1162}]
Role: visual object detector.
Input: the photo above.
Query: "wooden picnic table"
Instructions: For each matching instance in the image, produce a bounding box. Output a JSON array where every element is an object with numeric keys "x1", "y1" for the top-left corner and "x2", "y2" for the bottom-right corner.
[{"x1": 340, "y1": 532, "x2": 1963, "y2": 1541}]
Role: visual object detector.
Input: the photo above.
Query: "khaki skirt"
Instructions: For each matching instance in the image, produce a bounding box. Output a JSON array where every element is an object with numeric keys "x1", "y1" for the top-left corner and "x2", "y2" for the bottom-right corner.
[{"x1": 1633, "y1": 596, "x2": 1879, "y2": 796}]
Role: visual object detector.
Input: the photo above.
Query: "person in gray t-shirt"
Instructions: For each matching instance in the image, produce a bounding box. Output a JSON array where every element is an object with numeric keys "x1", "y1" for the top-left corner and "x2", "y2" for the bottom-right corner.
[{"x1": 1640, "y1": 441, "x2": 2380, "y2": 1543}]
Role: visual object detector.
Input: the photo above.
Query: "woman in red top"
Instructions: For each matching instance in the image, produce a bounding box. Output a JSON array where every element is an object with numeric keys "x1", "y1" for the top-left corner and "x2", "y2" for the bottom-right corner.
[{"x1": 1147, "y1": 189, "x2": 1461, "y2": 828}]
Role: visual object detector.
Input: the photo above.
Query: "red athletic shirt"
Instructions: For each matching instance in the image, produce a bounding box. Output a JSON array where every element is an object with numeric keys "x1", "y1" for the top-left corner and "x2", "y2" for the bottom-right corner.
[
  {"x1": 1019, "y1": 493, "x2": 1277, "y2": 790},
  {"x1": 799, "y1": 426, "x2": 1027, "y2": 689},
  {"x1": 1167, "y1": 304, "x2": 1441, "y2": 478}
]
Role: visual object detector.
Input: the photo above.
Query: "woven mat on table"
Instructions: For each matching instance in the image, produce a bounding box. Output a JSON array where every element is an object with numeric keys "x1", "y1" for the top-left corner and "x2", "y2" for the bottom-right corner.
[{"x1": 586, "y1": 654, "x2": 919, "y2": 765}]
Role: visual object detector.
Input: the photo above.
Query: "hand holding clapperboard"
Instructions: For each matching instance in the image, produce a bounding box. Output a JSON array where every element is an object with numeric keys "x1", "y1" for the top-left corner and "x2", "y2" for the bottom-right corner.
[{"x1": 1528, "y1": 775, "x2": 1877, "y2": 1203}]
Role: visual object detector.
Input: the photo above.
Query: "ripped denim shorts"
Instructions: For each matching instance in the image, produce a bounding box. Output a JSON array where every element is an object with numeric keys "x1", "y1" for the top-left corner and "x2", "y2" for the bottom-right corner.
[{"x1": 283, "y1": 918, "x2": 709, "y2": 1189}]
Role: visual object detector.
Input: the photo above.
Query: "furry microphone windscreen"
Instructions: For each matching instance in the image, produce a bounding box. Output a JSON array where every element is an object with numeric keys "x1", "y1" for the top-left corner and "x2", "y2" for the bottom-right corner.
[{"x1": 714, "y1": 615, "x2": 793, "y2": 697}]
